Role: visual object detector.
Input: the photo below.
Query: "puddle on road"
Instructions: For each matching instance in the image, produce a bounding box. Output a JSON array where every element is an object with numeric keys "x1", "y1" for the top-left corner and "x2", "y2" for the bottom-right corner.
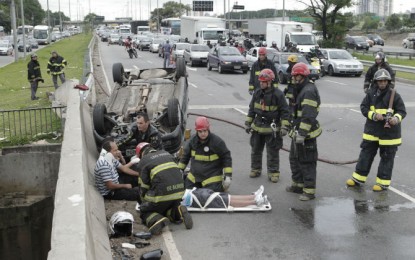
[{"x1": 290, "y1": 196, "x2": 415, "y2": 236}]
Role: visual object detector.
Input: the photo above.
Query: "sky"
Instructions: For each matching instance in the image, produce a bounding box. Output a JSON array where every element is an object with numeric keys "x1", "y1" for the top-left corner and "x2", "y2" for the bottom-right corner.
[{"x1": 38, "y1": 0, "x2": 414, "y2": 21}]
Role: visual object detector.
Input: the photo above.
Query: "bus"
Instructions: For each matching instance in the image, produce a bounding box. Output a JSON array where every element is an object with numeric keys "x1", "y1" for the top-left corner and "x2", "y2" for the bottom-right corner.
[
  {"x1": 17, "y1": 25, "x2": 34, "y2": 35},
  {"x1": 160, "y1": 18, "x2": 181, "y2": 35},
  {"x1": 33, "y1": 25, "x2": 50, "y2": 45}
]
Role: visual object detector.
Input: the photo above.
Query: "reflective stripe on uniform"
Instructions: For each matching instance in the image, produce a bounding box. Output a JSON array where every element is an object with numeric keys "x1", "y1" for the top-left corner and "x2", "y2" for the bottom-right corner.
[
  {"x1": 376, "y1": 177, "x2": 391, "y2": 186},
  {"x1": 150, "y1": 162, "x2": 178, "y2": 180},
  {"x1": 394, "y1": 113, "x2": 402, "y2": 122},
  {"x1": 363, "y1": 134, "x2": 401, "y2": 145},
  {"x1": 307, "y1": 127, "x2": 322, "y2": 139},
  {"x1": 352, "y1": 172, "x2": 367, "y2": 183},
  {"x1": 303, "y1": 188, "x2": 315, "y2": 195},
  {"x1": 146, "y1": 212, "x2": 159, "y2": 224},
  {"x1": 178, "y1": 162, "x2": 186, "y2": 170},
  {"x1": 363, "y1": 133, "x2": 379, "y2": 141},
  {"x1": 292, "y1": 182, "x2": 304, "y2": 188},
  {"x1": 202, "y1": 175, "x2": 223, "y2": 186},
  {"x1": 301, "y1": 99, "x2": 318, "y2": 108},
  {"x1": 286, "y1": 93, "x2": 294, "y2": 98},
  {"x1": 246, "y1": 116, "x2": 253, "y2": 123},
  {"x1": 281, "y1": 119, "x2": 290, "y2": 127},
  {"x1": 191, "y1": 150, "x2": 219, "y2": 161},
  {"x1": 186, "y1": 172, "x2": 195, "y2": 183},
  {"x1": 251, "y1": 124, "x2": 273, "y2": 133},
  {"x1": 249, "y1": 85, "x2": 254, "y2": 91},
  {"x1": 368, "y1": 111, "x2": 375, "y2": 120},
  {"x1": 299, "y1": 122, "x2": 311, "y2": 131},
  {"x1": 223, "y1": 167, "x2": 232, "y2": 174},
  {"x1": 273, "y1": 83, "x2": 278, "y2": 88},
  {"x1": 255, "y1": 71, "x2": 260, "y2": 75},
  {"x1": 144, "y1": 190, "x2": 184, "y2": 203},
  {"x1": 370, "y1": 106, "x2": 391, "y2": 115},
  {"x1": 139, "y1": 177, "x2": 150, "y2": 190},
  {"x1": 254, "y1": 102, "x2": 278, "y2": 111}
]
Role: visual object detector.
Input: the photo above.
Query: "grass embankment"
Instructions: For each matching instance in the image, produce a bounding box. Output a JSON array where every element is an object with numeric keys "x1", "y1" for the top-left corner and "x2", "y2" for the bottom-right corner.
[
  {"x1": 0, "y1": 33, "x2": 92, "y2": 147},
  {"x1": 352, "y1": 52, "x2": 415, "y2": 81},
  {"x1": 0, "y1": 33, "x2": 92, "y2": 110}
]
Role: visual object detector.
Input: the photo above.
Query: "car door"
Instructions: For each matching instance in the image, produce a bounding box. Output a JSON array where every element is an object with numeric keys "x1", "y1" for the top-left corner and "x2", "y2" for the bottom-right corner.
[
  {"x1": 184, "y1": 46, "x2": 190, "y2": 62},
  {"x1": 247, "y1": 48, "x2": 257, "y2": 69},
  {"x1": 208, "y1": 47, "x2": 219, "y2": 68}
]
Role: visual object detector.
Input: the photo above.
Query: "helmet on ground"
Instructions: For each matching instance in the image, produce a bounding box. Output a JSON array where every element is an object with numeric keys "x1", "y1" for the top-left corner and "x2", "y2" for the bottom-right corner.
[
  {"x1": 195, "y1": 116, "x2": 210, "y2": 131},
  {"x1": 375, "y1": 52, "x2": 385, "y2": 62},
  {"x1": 258, "y1": 47, "x2": 267, "y2": 55},
  {"x1": 109, "y1": 211, "x2": 134, "y2": 237},
  {"x1": 136, "y1": 142, "x2": 150, "y2": 158},
  {"x1": 374, "y1": 69, "x2": 391, "y2": 81},
  {"x1": 258, "y1": 68, "x2": 275, "y2": 82},
  {"x1": 287, "y1": 55, "x2": 298, "y2": 63},
  {"x1": 291, "y1": 62, "x2": 310, "y2": 77}
]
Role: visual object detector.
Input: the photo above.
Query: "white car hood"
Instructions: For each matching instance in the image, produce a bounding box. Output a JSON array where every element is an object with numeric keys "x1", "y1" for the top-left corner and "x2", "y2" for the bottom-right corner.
[
  {"x1": 331, "y1": 59, "x2": 361, "y2": 66},
  {"x1": 190, "y1": 51, "x2": 209, "y2": 58}
]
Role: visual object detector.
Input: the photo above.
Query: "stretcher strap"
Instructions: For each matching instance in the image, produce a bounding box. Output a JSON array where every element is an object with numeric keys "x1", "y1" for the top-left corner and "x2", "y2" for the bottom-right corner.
[{"x1": 191, "y1": 192, "x2": 228, "y2": 211}]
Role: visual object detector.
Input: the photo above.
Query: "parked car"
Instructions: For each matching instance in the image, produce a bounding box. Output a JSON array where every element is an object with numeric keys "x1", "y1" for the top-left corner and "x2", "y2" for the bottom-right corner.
[
  {"x1": 272, "y1": 52, "x2": 320, "y2": 83},
  {"x1": 92, "y1": 58, "x2": 189, "y2": 158},
  {"x1": 361, "y1": 36, "x2": 374, "y2": 47},
  {"x1": 17, "y1": 38, "x2": 32, "y2": 52},
  {"x1": 367, "y1": 34, "x2": 384, "y2": 46},
  {"x1": 183, "y1": 44, "x2": 210, "y2": 67},
  {"x1": 150, "y1": 38, "x2": 164, "y2": 53},
  {"x1": 108, "y1": 34, "x2": 120, "y2": 45},
  {"x1": 319, "y1": 49, "x2": 363, "y2": 77},
  {"x1": 172, "y1": 43, "x2": 190, "y2": 58},
  {"x1": 245, "y1": 47, "x2": 278, "y2": 70},
  {"x1": 138, "y1": 38, "x2": 152, "y2": 51},
  {"x1": 0, "y1": 40, "x2": 13, "y2": 55},
  {"x1": 207, "y1": 46, "x2": 248, "y2": 74},
  {"x1": 402, "y1": 33, "x2": 415, "y2": 49},
  {"x1": 345, "y1": 36, "x2": 369, "y2": 51}
]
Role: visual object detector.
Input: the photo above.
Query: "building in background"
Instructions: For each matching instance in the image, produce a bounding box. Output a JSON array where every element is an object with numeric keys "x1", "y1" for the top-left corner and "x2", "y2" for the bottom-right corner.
[{"x1": 356, "y1": 0, "x2": 393, "y2": 16}]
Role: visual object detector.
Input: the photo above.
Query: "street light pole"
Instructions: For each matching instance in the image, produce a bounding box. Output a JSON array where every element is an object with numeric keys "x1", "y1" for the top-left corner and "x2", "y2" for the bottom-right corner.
[
  {"x1": 20, "y1": 0, "x2": 26, "y2": 57},
  {"x1": 11, "y1": 0, "x2": 18, "y2": 62},
  {"x1": 47, "y1": 0, "x2": 51, "y2": 44},
  {"x1": 59, "y1": 0, "x2": 62, "y2": 31},
  {"x1": 157, "y1": 0, "x2": 159, "y2": 33}
]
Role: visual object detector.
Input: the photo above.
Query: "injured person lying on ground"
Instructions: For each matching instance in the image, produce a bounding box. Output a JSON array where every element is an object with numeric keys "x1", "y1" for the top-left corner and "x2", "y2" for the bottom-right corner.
[{"x1": 181, "y1": 185, "x2": 271, "y2": 212}]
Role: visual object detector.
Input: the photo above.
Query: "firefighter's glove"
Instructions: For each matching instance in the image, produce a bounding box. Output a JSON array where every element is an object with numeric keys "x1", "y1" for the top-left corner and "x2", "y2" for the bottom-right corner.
[
  {"x1": 295, "y1": 134, "x2": 305, "y2": 145},
  {"x1": 244, "y1": 122, "x2": 252, "y2": 134},
  {"x1": 223, "y1": 176, "x2": 231, "y2": 191},
  {"x1": 363, "y1": 82, "x2": 370, "y2": 93},
  {"x1": 280, "y1": 127, "x2": 289, "y2": 137},
  {"x1": 388, "y1": 116, "x2": 399, "y2": 126}
]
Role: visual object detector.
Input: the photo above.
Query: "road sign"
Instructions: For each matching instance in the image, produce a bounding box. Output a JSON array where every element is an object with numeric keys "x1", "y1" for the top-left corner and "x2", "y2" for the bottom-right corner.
[
  {"x1": 193, "y1": 1, "x2": 214, "y2": 12},
  {"x1": 233, "y1": 5, "x2": 245, "y2": 10}
]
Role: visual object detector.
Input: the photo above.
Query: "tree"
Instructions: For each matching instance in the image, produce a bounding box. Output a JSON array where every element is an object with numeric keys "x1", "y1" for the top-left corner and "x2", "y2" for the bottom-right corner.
[
  {"x1": 385, "y1": 14, "x2": 402, "y2": 32},
  {"x1": 150, "y1": 1, "x2": 190, "y2": 25},
  {"x1": 361, "y1": 15, "x2": 379, "y2": 33},
  {"x1": 0, "y1": 0, "x2": 45, "y2": 32},
  {"x1": 300, "y1": 0, "x2": 354, "y2": 47},
  {"x1": 402, "y1": 14, "x2": 415, "y2": 28}
]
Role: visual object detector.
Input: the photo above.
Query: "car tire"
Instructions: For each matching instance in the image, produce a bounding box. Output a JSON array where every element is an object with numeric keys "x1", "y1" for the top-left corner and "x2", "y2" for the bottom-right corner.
[
  {"x1": 167, "y1": 98, "x2": 180, "y2": 127},
  {"x1": 278, "y1": 72, "x2": 286, "y2": 84},
  {"x1": 355, "y1": 73, "x2": 362, "y2": 77},
  {"x1": 176, "y1": 57, "x2": 186, "y2": 78},
  {"x1": 243, "y1": 70, "x2": 248, "y2": 74},
  {"x1": 93, "y1": 103, "x2": 107, "y2": 135},
  {"x1": 403, "y1": 44, "x2": 407, "y2": 49},
  {"x1": 328, "y1": 65, "x2": 334, "y2": 76},
  {"x1": 112, "y1": 63, "x2": 125, "y2": 84},
  {"x1": 218, "y1": 64, "x2": 223, "y2": 74},
  {"x1": 207, "y1": 61, "x2": 212, "y2": 71}
]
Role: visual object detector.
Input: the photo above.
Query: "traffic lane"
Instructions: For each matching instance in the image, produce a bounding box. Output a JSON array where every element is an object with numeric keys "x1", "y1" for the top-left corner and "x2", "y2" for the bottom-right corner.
[
  {"x1": 371, "y1": 44, "x2": 415, "y2": 54},
  {"x1": 172, "y1": 108, "x2": 415, "y2": 259},
  {"x1": 0, "y1": 46, "x2": 43, "y2": 68}
]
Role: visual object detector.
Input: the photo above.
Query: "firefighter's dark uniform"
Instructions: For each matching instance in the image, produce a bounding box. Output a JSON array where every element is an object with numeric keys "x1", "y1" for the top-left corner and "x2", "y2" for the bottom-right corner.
[
  {"x1": 131, "y1": 124, "x2": 163, "y2": 150},
  {"x1": 284, "y1": 62, "x2": 296, "y2": 108},
  {"x1": 27, "y1": 58, "x2": 42, "y2": 100},
  {"x1": 178, "y1": 133, "x2": 232, "y2": 192},
  {"x1": 351, "y1": 83, "x2": 406, "y2": 188},
  {"x1": 47, "y1": 54, "x2": 67, "y2": 89},
  {"x1": 246, "y1": 86, "x2": 290, "y2": 177},
  {"x1": 137, "y1": 150, "x2": 185, "y2": 229},
  {"x1": 365, "y1": 62, "x2": 395, "y2": 89},
  {"x1": 249, "y1": 58, "x2": 278, "y2": 93},
  {"x1": 289, "y1": 78, "x2": 322, "y2": 196}
]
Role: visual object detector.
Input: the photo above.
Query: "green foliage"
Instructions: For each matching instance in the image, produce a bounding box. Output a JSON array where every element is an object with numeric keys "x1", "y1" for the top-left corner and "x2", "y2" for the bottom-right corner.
[
  {"x1": 0, "y1": 0, "x2": 45, "y2": 32},
  {"x1": 45, "y1": 10, "x2": 70, "y2": 27},
  {"x1": 361, "y1": 16, "x2": 380, "y2": 33},
  {"x1": 402, "y1": 14, "x2": 415, "y2": 28},
  {"x1": 150, "y1": 1, "x2": 190, "y2": 25},
  {"x1": 385, "y1": 14, "x2": 402, "y2": 32}
]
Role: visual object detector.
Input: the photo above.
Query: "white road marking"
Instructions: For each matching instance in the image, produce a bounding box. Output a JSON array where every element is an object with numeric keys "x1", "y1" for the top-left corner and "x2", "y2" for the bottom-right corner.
[
  {"x1": 389, "y1": 186, "x2": 415, "y2": 203},
  {"x1": 189, "y1": 105, "x2": 247, "y2": 110},
  {"x1": 189, "y1": 83, "x2": 198, "y2": 88},
  {"x1": 324, "y1": 80, "x2": 347, "y2": 86},
  {"x1": 349, "y1": 109, "x2": 361, "y2": 113},
  {"x1": 147, "y1": 60, "x2": 153, "y2": 64},
  {"x1": 162, "y1": 227, "x2": 182, "y2": 260},
  {"x1": 98, "y1": 42, "x2": 112, "y2": 94},
  {"x1": 234, "y1": 107, "x2": 248, "y2": 115},
  {"x1": 187, "y1": 67, "x2": 197, "y2": 71}
]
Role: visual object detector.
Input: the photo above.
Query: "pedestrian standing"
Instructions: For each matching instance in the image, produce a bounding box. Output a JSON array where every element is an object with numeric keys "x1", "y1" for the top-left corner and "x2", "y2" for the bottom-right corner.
[
  {"x1": 346, "y1": 69, "x2": 406, "y2": 191},
  {"x1": 248, "y1": 47, "x2": 278, "y2": 95},
  {"x1": 245, "y1": 69, "x2": 290, "y2": 183},
  {"x1": 47, "y1": 51, "x2": 67, "y2": 89},
  {"x1": 162, "y1": 40, "x2": 172, "y2": 68},
  {"x1": 285, "y1": 63, "x2": 322, "y2": 201},
  {"x1": 27, "y1": 53, "x2": 44, "y2": 100}
]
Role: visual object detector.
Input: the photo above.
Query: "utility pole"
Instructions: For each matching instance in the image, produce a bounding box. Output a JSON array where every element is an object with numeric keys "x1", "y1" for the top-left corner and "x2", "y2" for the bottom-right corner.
[
  {"x1": 20, "y1": 0, "x2": 26, "y2": 57},
  {"x1": 11, "y1": 0, "x2": 18, "y2": 62},
  {"x1": 59, "y1": 0, "x2": 62, "y2": 31},
  {"x1": 157, "y1": 0, "x2": 159, "y2": 33},
  {"x1": 69, "y1": 0, "x2": 71, "y2": 23},
  {"x1": 47, "y1": 0, "x2": 51, "y2": 43}
]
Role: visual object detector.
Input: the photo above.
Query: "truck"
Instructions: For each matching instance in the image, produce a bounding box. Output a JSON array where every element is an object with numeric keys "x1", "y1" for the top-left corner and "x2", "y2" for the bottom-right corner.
[
  {"x1": 266, "y1": 21, "x2": 317, "y2": 53},
  {"x1": 180, "y1": 16, "x2": 226, "y2": 45}
]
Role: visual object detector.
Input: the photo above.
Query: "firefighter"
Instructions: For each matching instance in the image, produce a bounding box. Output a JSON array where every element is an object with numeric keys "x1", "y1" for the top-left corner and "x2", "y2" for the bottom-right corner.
[
  {"x1": 248, "y1": 47, "x2": 278, "y2": 95},
  {"x1": 245, "y1": 69, "x2": 290, "y2": 183},
  {"x1": 135, "y1": 142, "x2": 193, "y2": 235},
  {"x1": 47, "y1": 51, "x2": 67, "y2": 89},
  {"x1": 284, "y1": 54, "x2": 298, "y2": 109},
  {"x1": 271, "y1": 41, "x2": 280, "y2": 51},
  {"x1": 346, "y1": 69, "x2": 406, "y2": 192},
  {"x1": 129, "y1": 112, "x2": 163, "y2": 151},
  {"x1": 285, "y1": 63, "x2": 322, "y2": 201},
  {"x1": 178, "y1": 117, "x2": 233, "y2": 192},
  {"x1": 364, "y1": 52, "x2": 395, "y2": 93}
]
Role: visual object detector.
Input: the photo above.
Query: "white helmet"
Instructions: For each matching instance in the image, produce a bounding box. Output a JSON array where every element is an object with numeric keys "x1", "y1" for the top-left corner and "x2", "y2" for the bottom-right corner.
[{"x1": 109, "y1": 211, "x2": 134, "y2": 237}]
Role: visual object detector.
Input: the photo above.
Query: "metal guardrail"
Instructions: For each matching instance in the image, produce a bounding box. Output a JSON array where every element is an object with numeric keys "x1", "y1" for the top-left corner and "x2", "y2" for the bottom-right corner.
[
  {"x1": 353, "y1": 49, "x2": 415, "y2": 59},
  {"x1": 0, "y1": 106, "x2": 66, "y2": 141},
  {"x1": 360, "y1": 60, "x2": 415, "y2": 74}
]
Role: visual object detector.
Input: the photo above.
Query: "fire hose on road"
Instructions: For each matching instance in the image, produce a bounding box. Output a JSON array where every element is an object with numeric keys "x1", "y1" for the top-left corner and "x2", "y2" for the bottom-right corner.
[{"x1": 188, "y1": 112, "x2": 358, "y2": 165}]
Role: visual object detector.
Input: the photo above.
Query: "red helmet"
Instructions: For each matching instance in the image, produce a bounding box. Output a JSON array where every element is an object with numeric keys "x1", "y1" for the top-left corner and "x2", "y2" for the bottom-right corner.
[
  {"x1": 258, "y1": 47, "x2": 267, "y2": 55},
  {"x1": 136, "y1": 142, "x2": 150, "y2": 158},
  {"x1": 195, "y1": 116, "x2": 210, "y2": 131},
  {"x1": 258, "y1": 68, "x2": 275, "y2": 82},
  {"x1": 291, "y1": 62, "x2": 310, "y2": 77}
]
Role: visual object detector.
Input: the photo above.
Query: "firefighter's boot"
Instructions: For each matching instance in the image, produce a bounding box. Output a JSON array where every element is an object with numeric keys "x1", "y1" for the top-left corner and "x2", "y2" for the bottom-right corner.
[
  {"x1": 346, "y1": 178, "x2": 361, "y2": 187},
  {"x1": 268, "y1": 172, "x2": 280, "y2": 183},
  {"x1": 373, "y1": 184, "x2": 388, "y2": 192},
  {"x1": 249, "y1": 169, "x2": 261, "y2": 178}
]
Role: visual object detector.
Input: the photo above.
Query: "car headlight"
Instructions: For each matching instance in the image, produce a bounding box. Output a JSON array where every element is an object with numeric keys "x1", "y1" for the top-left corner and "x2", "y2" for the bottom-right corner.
[
  {"x1": 242, "y1": 61, "x2": 247, "y2": 64},
  {"x1": 357, "y1": 64, "x2": 363, "y2": 69},
  {"x1": 222, "y1": 61, "x2": 231, "y2": 64},
  {"x1": 357, "y1": 44, "x2": 361, "y2": 46},
  {"x1": 337, "y1": 64, "x2": 345, "y2": 68}
]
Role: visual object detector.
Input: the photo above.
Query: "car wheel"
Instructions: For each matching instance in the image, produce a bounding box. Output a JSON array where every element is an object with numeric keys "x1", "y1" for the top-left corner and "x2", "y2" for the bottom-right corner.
[
  {"x1": 93, "y1": 103, "x2": 107, "y2": 135},
  {"x1": 403, "y1": 43, "x2": 407, "y2": 49},
  {"x1": 207, "y1": 61, "x2": 212, "y2": 71},
  {"x1": 355, "y1": 73, "x2": 362, "y2": 77},
  {"x1": 278, "y1": 72, "x2": 286, "y2": 84},
  {"x1": 328, "y1": 65, "x2": 334, "y2": 76},
  {"x1": 158, "y1": 52, "x2": 161, "y2": 57},
  {"x1": 243, "y1": 70, "x2": 248, "y2": 74},
  {"x1": 167, "y1": 98, "x2": 180, "y2": 127},
  {"x1": 112, "y1": 63, "x2": 125, "y2": 84},
  {"x1": 176, "y1": 57, "x2": 186, "y2": 78},
  {"x1": 218, "y1": 64, "x2": 223, "y2": 74}
]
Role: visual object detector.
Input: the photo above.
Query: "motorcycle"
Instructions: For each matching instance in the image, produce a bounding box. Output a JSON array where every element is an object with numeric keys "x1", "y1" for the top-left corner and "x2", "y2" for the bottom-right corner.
[
  {"x1": 310, "y1": 57, "x2": 325, "y2": 78},
  {"x1": 127, "y1": 47, "x2": 138, "y2": 59}
]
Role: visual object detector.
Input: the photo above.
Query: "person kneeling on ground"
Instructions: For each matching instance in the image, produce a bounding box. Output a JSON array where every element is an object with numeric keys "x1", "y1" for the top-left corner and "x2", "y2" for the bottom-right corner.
[
  {"x1": 94, "y1": 140, "x2": 140, "y2": 201},
  {"x1": 135, "y1": 142, "x2": 193, "y2": 235},
  {"x1": 182, "y1": 185, "x2": 268, "y2": 209}
]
